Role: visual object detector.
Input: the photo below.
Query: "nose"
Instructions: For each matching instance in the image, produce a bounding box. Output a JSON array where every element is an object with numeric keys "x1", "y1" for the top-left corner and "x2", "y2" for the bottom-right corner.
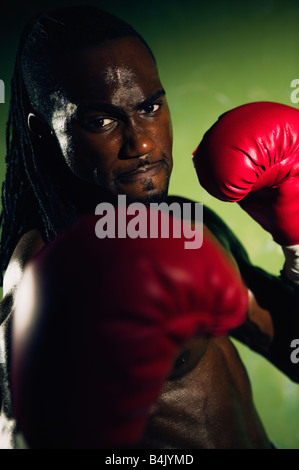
[{"x1": 119, "y1": 121, "x2": 155, "y2": 159}]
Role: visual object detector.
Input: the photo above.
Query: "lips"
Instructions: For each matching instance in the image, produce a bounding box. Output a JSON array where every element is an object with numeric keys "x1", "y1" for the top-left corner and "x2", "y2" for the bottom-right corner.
[{"x1": 117, "y1": 161, "x2": 166, "y2": 183}]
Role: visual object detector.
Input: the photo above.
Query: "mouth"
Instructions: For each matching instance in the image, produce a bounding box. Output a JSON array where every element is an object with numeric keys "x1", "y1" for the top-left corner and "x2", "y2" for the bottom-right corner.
[{"x1": 117, "y1": 160, "x2": 167, "y2": 184}]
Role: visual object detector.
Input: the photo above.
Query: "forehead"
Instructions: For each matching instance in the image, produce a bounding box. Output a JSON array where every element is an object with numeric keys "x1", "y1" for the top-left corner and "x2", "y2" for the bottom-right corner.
[{"x1": 57, "y1": 37, "x2": 161, "y2": 104}]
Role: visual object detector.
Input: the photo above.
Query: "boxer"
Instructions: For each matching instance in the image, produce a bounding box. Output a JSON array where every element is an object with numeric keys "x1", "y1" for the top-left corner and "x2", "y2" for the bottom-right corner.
[{"x1": 0, "y1": 6, "x2": 296, "y2": 449}]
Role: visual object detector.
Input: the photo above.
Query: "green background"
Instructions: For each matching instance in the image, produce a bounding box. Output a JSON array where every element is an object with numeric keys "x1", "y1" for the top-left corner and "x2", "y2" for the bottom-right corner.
[{"x1": 1, "y1": 0, "x2": 299, "y2": 449}]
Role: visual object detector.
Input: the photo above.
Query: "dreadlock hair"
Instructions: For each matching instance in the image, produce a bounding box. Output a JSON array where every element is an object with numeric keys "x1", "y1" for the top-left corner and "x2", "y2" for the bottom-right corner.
[{"x1": 0, "y1": 5, "x2": 156, "y2": 286}]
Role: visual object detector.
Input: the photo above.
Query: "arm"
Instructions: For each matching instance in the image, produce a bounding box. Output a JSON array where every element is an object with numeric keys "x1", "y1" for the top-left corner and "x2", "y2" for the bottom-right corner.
[
  {"x1": 168, "y1": 195, "x2": 299, "y2": 383},
  {"x1": 204, "y1": 202, "x2": 299, "y2": 383},
  {"x1": 0, "y1": 228, "x2": 45, "y2": 365},
  {"x1": 2, "y1": 229, "x2": 45, "y2": 301},
  {"x1": 0, "y1": 229, "x2": 45, "y2": 447},
  {"x1": 190, "y1": 101, "x2": 299, "y2": 382}
]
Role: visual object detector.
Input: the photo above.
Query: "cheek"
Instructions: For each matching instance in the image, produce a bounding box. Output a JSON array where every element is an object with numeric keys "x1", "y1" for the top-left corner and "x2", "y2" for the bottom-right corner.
[{"x1": 63, "y1": 129, "x2": 120, "y2": 182}]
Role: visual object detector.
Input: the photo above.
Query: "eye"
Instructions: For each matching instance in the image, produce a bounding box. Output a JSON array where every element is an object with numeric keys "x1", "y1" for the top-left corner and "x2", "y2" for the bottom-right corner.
[
  {"x1": 139, "y1": 103, "x2": 161, "y2": 115},
  {"x1": 84, "y1": 117, "x2": 116, "y2": 132}
]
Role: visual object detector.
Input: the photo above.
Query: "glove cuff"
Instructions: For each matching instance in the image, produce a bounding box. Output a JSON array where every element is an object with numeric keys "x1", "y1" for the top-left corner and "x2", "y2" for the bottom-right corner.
[{"x1": 282, "y1": 244, "x2": 299, "y2": 285}]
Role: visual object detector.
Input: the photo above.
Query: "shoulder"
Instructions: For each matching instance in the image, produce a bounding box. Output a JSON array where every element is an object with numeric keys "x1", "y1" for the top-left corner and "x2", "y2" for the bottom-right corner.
[{"x1": 2, "y1": 229, "x2": 45, "y2": 298}]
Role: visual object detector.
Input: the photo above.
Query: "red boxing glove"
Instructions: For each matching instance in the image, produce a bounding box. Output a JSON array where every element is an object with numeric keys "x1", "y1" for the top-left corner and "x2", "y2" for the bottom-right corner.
[
  {"x1": 193, "y1": 101, "x2": 299, "y2": 247},
  {"x1": 11, "y1": 209, "x2": 247, "y2": 449}
]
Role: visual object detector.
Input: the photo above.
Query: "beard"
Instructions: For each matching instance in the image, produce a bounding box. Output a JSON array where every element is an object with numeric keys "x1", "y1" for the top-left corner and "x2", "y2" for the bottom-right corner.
[{"x1": 123, "y1": 178, "x2": 170, "y2": 206}]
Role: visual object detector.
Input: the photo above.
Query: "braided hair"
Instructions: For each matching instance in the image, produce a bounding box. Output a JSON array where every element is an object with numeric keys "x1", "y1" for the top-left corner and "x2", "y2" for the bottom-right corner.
[{"x1": 0, "y1": 5, "x2": 155, "y2": 285}]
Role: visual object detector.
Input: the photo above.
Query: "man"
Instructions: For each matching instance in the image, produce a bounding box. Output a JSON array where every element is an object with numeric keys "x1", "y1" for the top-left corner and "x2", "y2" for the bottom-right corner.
[{"x1": 0, "y1": 5, "x2": 298, "y2": 449}]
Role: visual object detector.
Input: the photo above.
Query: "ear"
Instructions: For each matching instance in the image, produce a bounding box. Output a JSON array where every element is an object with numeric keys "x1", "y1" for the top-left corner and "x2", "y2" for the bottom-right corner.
[{"x1": 27, "y1": 113, "x2": 54, "y2": 141}]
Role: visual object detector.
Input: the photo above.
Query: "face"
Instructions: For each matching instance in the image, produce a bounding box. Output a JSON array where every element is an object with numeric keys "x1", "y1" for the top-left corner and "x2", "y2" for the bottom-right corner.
[{"x1": 49, "y1": 37, "x2": 173, "y2": 204}]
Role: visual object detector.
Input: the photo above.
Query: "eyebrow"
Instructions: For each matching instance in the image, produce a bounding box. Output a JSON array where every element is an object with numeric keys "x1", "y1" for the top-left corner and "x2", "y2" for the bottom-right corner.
[
  {"x1": 137, "y1": 89, "x2": 166, "y2": 110},
  {"x1": 76, "y1": 89, "x2": 166, "y2": 117}
]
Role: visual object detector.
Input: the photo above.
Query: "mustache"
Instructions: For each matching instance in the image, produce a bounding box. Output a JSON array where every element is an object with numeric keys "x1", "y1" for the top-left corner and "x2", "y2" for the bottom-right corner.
[{"x1": 115, "y1": 155, "x2": 170, "y2": 180}]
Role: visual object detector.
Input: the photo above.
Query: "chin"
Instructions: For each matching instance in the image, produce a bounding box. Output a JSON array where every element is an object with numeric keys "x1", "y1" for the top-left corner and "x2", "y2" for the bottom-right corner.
[
  {"x1": 123, "y1": 189, "x2": 167, "y2": 205},
  {"x1": 123, "y1": 172, "x2": 171, "y2": 205},
  {"x1": 126, "y1": 180, "x2": 170, "y2": 205}
]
